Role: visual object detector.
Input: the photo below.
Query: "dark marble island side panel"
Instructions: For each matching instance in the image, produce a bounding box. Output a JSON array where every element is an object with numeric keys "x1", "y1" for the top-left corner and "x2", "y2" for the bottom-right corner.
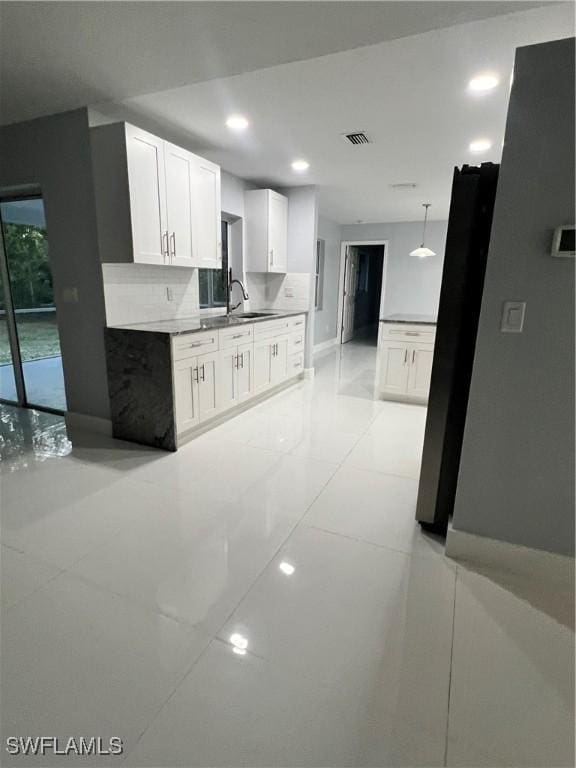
[{"x1": 104, "y1": 328, "x2": 177, "y2": 451}]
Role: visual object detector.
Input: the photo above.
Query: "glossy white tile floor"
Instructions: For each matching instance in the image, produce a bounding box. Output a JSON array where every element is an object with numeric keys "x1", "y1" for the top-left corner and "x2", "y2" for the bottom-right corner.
[{"x1": 1, "y1": 338, "x2": 574, "y2": 767}]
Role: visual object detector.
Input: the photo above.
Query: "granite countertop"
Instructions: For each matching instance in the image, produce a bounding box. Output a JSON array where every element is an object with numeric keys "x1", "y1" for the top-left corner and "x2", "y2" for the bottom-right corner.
[
  {"x1": 108, "y1": 309, "x2": 307, "y2": 336},
  {"x1": 380, "y1": 313, "x2": 437, "y2": 326}
]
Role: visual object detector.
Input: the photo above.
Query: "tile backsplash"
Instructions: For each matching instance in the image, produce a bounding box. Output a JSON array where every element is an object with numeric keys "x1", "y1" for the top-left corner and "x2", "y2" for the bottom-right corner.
[
  {"x1": 245, "y1": 272, "x2": 312, "y2": 313},
  {"x1": 102, "y1": 264, "x2": 200, "y2": 325}
]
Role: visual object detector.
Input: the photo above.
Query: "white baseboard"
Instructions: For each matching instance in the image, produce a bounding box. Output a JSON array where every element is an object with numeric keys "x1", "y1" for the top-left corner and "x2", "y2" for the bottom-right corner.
[
  {"x1": 446, "y1": 526, "x2": 574, "y2": 590},
  {"x1": 65, "y1": 411, "x2": 113, "y2": 436},
  {"x1": 303, "y1": 367, "x2": 315, "y2": 380},
  {"x1": 314, "y1": 337, "x2": 338, "y2": 354}
]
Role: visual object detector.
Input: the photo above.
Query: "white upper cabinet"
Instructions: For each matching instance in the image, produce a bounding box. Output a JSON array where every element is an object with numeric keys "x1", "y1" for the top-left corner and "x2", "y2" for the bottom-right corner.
[
  {"x1": 190, "y1": 155, "x2": 222, "y2": 269},
  {"x1": 91, "y1": 122, "x2": 221, "y2": 268},
  {"x1": 244, "y1": 189, "x2": 288, "y2": 273},
  {"x1": 125, "y1": 124, "x2": 168, "y2": 265},
  {"x1": 164, "y1": 141, "x2": 194, "y2": 268}
]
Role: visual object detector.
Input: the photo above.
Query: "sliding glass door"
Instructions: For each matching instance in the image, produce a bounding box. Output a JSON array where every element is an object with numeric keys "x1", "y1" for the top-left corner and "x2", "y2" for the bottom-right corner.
[{"x1": 0, "y1": 197, "x2": 67, "y2": 412}]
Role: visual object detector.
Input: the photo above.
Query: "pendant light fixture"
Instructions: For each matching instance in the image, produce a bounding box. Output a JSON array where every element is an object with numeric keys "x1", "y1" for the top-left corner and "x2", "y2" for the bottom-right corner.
[{"x1": 410, "y1": 203, "x2": 436, "y2": 258}]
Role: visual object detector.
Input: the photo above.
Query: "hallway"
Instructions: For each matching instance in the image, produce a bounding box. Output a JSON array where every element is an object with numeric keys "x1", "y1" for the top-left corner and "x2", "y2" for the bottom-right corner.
[{"x1": 1, "y1": 341, "x2": 574, "y2": 767}]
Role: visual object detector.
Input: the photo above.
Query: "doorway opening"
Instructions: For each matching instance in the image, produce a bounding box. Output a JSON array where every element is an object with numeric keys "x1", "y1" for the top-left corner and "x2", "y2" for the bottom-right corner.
[
  {"x1": 338, "y1": 241, "x2": 387, "y2": 346},
  {"x1": 0, "y1": 196, "x2": 67, "y2": 413}
]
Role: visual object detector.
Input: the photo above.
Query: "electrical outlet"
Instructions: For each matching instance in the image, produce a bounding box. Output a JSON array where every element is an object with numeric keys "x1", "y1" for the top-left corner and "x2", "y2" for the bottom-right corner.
[{"x1": 166, "y1": 287, "x2": 174, "y2": 302}]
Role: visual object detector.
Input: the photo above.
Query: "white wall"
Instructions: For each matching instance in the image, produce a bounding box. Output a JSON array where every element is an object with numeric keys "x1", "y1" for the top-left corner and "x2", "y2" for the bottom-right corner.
[
  {"x1": 0, "y1": 108, "x2": 110, "y2": 420},
  {"x1": 452, "y1": 37, "x2": 575, "y2": 557},
  {"x1": 340, "y1": 220, "x2": 447, "y2": 317},
  {"x1": 315, "y1": 216, "x2": 342, "y2": 345}
]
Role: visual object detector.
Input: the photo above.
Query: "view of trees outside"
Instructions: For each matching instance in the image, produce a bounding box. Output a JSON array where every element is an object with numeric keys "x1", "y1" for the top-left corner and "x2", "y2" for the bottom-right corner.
[{"x1": 0, "y1": 217, "x2": 61, "y2": 364}]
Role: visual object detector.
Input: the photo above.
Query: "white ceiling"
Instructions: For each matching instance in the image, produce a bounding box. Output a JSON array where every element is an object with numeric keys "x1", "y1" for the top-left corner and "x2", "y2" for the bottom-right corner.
[
  {"x1": 92, "y1": 3, "x2": 573, "y2": 223},
  {"x1": 0, "y1": 0, "x2": 550, "y2": 125}
]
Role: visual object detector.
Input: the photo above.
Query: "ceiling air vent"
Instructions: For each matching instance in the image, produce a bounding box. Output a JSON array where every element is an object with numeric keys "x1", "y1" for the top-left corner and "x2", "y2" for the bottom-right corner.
[
  {"x1": 341, "y1": 131, "x2": 371, "y2": 146},
  {"x1": 389, "y1": 183, "x2": 418, "y2": 191}
]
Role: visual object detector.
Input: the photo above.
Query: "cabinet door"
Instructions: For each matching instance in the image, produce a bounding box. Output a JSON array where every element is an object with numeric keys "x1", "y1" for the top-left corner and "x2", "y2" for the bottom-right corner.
[
  {"x1": 191, "y1": 156, "x2": 222, "y2": 268},
  {"x1": 125, "y1": 125, "x2": 168, "y2": 265},
  {"x1": 197, "y1": 351, "x2": 220, "y2": 421},
  {"x1": 237, "y1": 342, "x2": 254, "y2": 402},
  {"x1": 268, "y1": 191, "x2": 288, "y2": 273},
  {"x1": 174, "y1": 357, "x2": 200, "y2": 433},
  {"x1": 406, "y1": 344, "x2": 434, "y2": 400},
  {"x1": 253, "y1": 339, "x2": 272, "y2": 394},
  {"x1": 378, "y1": 342, "x2": 410, "y2": 396},
  {"x1": 270, "y1": 336, "x2": 289, "y2": 385},
  {"x1": 219, "y1": 347, "x2": 239, "y2": 411},
  {"x1": 164, "y1": 142, "x2": 194, "y2": 267}
]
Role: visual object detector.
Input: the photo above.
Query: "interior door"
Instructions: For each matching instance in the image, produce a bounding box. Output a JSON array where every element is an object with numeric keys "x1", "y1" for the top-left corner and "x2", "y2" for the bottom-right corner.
[
  {"x1": 191, "y1": 156, "x2": 221, "y2": 269},
  {"x1": 406, "y1": 344, "x2": 434, "y2": 399},
  {"x1": 378, "y1": 342, "x2": 409, "y2": 395},
  {"x1": 197, "y1": 350, "x2": 220, "y2": 421},
  {"x1": 125, "y1": 124, "x2": 168, "y2": 265},
  {"x1": 268, "y1": 191, "x2": 288, "y2": 273},
  {"x1": 174, "y1": 357, "x2": 200, "y2": 432},
  {"x1": 341, "y1": 247, "x2": 359, "y2": 343},
  {"x1": 237, "y1": 342, "x2": 254, "y2": 402},
  {"x1": 164, "y1": 142, "x2": 193, "y2": 267}
]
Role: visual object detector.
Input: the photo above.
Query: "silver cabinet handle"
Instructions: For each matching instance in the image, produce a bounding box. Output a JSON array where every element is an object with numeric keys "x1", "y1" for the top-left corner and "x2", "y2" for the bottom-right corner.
[
  {"x1": 162, "y1": 231, "x2": 169, "y2": 262},
  {"x1": 234, "y1": 355, "x2": 239, "y2": 369},
  {"x1": 294, "y1": 338, "x2": 302, "y2": 345},
  {"x1": 193, "y1": 366, "x2": 199, "y2": 383},
  {"x1": 200, "y1": 364, "x2": 206, "y2": 382},
  {"x1": 241, "y1": 352, "x2": 245, "y2": 368},
  {"x1": 405, "y1": 332, "x2": 420, "y2": 336},
  {"x1": 170, "y1": 232, "x2": 176, "y2": 260},
  {"x1": 269, "y1": 249, "x2": 274, "y2": 266},
  {"x1": 412, "y1": 350, "x2": 416, "y2": 364},
  {"x1": 404, "y1": 349, "x2": 408, "y2": 364},
  {"x1": 232, "y1": 333, "x2": 244, "y2": 339}
]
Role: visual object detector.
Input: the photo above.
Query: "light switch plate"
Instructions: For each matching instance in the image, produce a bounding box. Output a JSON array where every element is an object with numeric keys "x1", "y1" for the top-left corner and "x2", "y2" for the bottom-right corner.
[{"x1": 501, "y1": 301, "x2": 526, "y2": 333}]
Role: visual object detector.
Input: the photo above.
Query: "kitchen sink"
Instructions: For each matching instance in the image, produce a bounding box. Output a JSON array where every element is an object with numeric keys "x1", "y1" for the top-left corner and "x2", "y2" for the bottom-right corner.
[{"x1": 231, "y1": 312, "x2": 274, "y2": 319}]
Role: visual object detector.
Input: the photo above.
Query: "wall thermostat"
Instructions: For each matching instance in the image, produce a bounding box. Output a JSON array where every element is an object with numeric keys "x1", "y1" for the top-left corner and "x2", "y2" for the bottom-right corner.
[{"x1": 551, "y1": 225, "x2": 575, "y2": 257}]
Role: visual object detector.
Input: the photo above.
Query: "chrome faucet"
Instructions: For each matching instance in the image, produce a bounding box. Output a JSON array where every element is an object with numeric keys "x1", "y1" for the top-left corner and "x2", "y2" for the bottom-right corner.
[{"x1": 227, "y1": 269, "x2": 249, "y2": 313}]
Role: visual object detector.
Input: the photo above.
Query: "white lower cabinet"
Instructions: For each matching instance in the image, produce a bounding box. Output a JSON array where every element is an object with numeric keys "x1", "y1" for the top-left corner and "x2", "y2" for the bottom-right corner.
[
  {"x1": 219, "y1": 342, "x2": 254, "y2": 409},
  {"x1": 174, "y1": 350, "x2": 220, "y2": 432},
  {"x1": 253, "y1": 338, "x2": 273, "y2": 394},
  {"x1": 406, "y1": 344, "x2": 434, "y2": 399},
  {"x1": 173, "y1": 315, "x2": 306, "y2": 440},
  {"x1": 378, "y1": 323, "x2": 436, "y2": 403}
]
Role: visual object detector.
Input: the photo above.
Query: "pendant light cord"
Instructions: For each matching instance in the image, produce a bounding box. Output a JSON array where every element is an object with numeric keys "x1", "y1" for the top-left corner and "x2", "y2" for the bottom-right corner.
[{"x1": 421, "y1": 203, "x2": 431, "y2": 247}]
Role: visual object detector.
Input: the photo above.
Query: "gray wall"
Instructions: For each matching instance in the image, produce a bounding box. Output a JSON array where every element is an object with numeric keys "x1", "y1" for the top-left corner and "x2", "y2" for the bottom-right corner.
[
  {"x1": 341, "y1": 220, "x2": 447, "y2": 317},
  {"x1": 315, "y1": 216, "x2": 342, "y2": 345},
  {"x1": 0, "y1": 109, "x2": 110, "y2": 421},
  {"x1": 452, "y1": 37, "x2": 575, "y2": 557}
]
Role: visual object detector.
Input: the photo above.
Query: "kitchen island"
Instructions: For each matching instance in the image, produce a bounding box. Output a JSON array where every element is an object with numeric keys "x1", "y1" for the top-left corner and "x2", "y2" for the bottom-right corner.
[
  {"x1": 105, "y1": 311, "x2": 306, "y2": 450},
  {"x1": 377, "y1": 315, "x2": 437, "y2": 403}
]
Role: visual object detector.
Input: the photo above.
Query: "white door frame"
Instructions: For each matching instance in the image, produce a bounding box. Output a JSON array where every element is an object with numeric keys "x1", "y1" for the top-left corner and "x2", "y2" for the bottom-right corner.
[{"x1": 337, "y1": 240, "x2": 389, "y2": 345}]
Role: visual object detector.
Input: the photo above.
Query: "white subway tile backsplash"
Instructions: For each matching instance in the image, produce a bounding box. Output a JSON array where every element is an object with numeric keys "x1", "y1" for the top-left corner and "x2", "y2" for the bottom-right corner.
[{"x1": 102, "y1": 264, "x2": 200, "y2": 325}]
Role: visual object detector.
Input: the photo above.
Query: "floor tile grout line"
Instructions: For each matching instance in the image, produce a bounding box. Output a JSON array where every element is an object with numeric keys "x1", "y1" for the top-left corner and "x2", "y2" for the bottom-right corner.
[{"x1": 443, "y1": 563, "x2": 459, "y2": 767}]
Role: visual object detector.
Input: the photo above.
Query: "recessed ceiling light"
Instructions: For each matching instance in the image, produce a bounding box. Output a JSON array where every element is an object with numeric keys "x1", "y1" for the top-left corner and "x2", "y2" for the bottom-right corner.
[
  {"x1": 469, "y1": 138, "x2": 492, "y2": 153},
  {"x1": 291, "y1": 159, "x2": 310, "y2": 172},
  {"x1": 226, "y1": 114, "x2": 249, "y2": 131},
  {"x1": 468, "y1": 73, "x2": 499, "y2": 92}
]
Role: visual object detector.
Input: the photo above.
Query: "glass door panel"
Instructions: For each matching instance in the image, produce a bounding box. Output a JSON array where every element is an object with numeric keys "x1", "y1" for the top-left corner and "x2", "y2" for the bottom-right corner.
[
  {"x1": 0, "y1": 265, "x2": 18, "y2": 402},
  {"x1": 0, "y1": 198, "x2": 67, "y2": 412}
]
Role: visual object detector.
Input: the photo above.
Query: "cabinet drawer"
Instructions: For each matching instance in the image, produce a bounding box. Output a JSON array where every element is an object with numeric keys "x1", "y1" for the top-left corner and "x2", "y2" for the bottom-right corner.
[
  {"x1": 288, "y1": 352, "x2": 304, "y2": 375},
  {"x1": 289, "y1": 330, "x2": 305, "y2": 355},
  {"x1": 254, "y1": 317, "x2": 291, "y2": 339},
  {"x1": 287, "y1": 314, "x2": 306, "y2": 331},
  {"x1": 172, "y1": 330, "x2": 218, "y2": 360},
  {"x1": 219, "y1": 324, "x2": 253, "y2": 350},
  {"x1": 380, "y1": 323, "x2": 436, "y2": 344}
]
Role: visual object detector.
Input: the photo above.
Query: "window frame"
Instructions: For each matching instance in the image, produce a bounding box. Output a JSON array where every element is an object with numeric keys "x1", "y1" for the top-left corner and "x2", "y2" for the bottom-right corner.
[{"x1": 199, "y1": 220, "x2": 229, "y2": 309}]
